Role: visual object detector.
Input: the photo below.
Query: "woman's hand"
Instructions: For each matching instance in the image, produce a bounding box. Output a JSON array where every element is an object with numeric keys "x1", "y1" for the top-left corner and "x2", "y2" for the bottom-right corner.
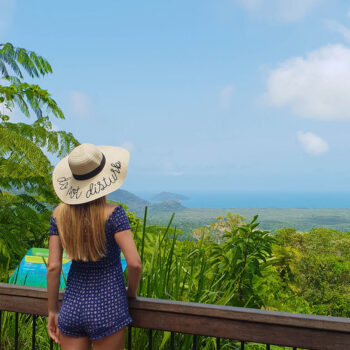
[
  {"x1": 126, "y1": 285, "x2": 137, "y2": 298},
  {"x1": 48, "y1": 312, "x2": 61, "y2": 345}
]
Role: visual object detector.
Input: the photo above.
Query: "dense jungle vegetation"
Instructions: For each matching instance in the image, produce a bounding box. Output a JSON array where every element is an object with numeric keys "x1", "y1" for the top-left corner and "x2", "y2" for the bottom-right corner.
[
  {"x1": 1, "y1": 43, "x2": 350, "y2": 349},
  {"x1": 139, "y1": 205, "x2": 350, "y2": 237}
]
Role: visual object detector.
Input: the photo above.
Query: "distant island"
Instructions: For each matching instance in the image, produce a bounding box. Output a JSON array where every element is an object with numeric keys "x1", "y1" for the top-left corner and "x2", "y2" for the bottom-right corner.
[
  {"x1": 151, "y1": 191, "x2": 189, "y2": 202},
  {"x1": 148, "y1": 200, "x2": 185, "y2": 212},
  {"x1": 108, "y1": 190, "x2": 186, "y2": 215},
  {"x1": 107, "y1": 189, "x2": 149, "y2": 210}
]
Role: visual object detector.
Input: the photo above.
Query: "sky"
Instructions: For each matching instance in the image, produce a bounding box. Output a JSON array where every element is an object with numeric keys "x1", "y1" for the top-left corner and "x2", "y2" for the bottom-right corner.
[{"x1": 3, "y1": 0, "x2": 350, "y2": 194}]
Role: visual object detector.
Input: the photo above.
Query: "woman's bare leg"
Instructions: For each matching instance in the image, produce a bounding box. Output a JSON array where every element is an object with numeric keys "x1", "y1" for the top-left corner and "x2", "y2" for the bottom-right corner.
[
  {"x1": 92, "y1": 327, "x2": 126, "y2": 350},
  {"x1": 60, "y1": 333, "x2": 91, "y2": 350}
]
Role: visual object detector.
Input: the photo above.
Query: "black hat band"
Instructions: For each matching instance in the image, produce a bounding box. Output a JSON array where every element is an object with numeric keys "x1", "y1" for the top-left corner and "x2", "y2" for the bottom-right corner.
[{"x1": 72, "y1": 154, "x2": 106, "y2": 180}]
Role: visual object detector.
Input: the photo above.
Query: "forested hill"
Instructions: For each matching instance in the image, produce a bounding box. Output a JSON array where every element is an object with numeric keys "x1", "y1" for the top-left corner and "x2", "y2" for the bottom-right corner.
[
  {"x1": 107, "y1": 190, "x2": 186, "y2": 216},
  {"x1": 107, "y1": 190, "x2": 149, "y2": 209},
  {"x1": 145, "y1": 200, "x2": 185, "y2": 213}
]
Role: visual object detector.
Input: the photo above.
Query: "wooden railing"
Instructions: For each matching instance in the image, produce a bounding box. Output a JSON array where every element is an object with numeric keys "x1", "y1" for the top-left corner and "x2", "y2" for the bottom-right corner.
[{"x1": 1, "y1": 283, "x2": 350, "y2": 349}]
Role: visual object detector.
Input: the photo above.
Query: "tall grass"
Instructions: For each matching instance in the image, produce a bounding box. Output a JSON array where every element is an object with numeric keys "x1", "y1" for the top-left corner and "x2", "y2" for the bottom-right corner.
[
  {"x1": 127, "y1": 209, "x2": 288, "y2": 349},
  {"x1": 1, "y1": 209, "x2": 294, "y2": 349}
]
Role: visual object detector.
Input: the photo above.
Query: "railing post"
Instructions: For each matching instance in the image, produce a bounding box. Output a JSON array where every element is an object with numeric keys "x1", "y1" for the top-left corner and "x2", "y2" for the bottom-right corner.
[
  {"x1": 216, "y1": 337, "x2": 220, "y2": 349},
  {"x1": 171, "y1": 331, "x2": 175, "y2": 350},
  {"x1": 128, "y1": 326, "x2": 132, "y2": 350},
  {"x1": 148, "y1": 329, "x2": 152, "y2": 350},
  {"x1": 15, "y1": 312, "x2": 18, "y2": 350},
  {"x1": 32, "y1": 314, "x2": 37, "y2": 350}
]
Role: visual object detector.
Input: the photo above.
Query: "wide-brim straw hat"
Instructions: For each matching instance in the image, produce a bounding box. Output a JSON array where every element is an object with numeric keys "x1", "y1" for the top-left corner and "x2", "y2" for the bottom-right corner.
[{"x1": 52, "y1": 143, "x2": 130, "y2": 205}]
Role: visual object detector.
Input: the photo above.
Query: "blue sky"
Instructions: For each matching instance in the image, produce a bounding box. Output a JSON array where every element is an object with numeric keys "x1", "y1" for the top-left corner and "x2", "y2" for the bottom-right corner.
[{"x1": 3, "y1": 0, "x2": 350, "y2": 194}]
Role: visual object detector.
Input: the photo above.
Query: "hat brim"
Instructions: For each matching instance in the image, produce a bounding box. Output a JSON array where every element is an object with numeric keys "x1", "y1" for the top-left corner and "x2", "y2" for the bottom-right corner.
[{"x1": 52, "y1": 146, "x2": 130, "y2": 205}]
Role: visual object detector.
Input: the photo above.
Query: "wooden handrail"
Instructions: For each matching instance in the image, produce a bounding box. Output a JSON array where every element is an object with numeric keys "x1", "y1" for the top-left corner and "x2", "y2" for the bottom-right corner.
[{"x1": 1, "y1": 283, "x2": 350, "y2": 349}]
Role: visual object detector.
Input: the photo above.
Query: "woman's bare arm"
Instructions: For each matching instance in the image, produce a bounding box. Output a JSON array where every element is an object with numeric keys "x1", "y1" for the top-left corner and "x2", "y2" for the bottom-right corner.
[
  {"x1": 47, "y1": 234, "x2": 63, "y2": 313},
  {"x1": 114, "y1": 229, "x2": 142, "y2": 297}
]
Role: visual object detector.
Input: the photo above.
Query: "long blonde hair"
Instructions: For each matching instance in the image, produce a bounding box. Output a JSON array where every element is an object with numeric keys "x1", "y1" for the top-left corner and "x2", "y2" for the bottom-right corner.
[{"x1": 55, "y1": 196, "x2": 108, "y2": 262}]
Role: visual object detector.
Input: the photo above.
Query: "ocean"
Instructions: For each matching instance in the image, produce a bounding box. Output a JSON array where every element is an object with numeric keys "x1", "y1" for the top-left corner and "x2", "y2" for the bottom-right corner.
[{"x1": 135, "y1": 192, "x2": 350, "y2": 209}]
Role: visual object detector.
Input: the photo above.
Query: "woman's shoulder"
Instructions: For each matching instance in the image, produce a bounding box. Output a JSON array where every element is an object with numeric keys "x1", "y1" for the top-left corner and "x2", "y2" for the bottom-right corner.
[
  {"x1": 106, "y1": 203, "x2": 117, "y2": 212},
  {"x1": 51, "y1": 204, "x2": 63, "y2": 220},
  {"x1": 106, "y1": 204, "x2": 127, "y2": 221},
  {"x1": 106, "y1": 203, "x2": 121, "y2": 216},
  {"x1": 51, "y1": 206, "x2": 59, "y2": 219},
  {"x1": 49, "y1": 208, "x2": 59, "y2": 226},
  {"x1": 106, "y1": 204, "x2": 130, "y2": 232},
  {"x1": 49, "y1": 207, "x2": 59, "y2": 235}
]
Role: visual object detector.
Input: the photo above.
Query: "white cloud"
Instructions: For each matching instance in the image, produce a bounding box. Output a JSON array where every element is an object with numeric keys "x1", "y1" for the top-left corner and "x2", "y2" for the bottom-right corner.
[
  {"x1": 219, "y1": 85, "x2": 234, "y2": 110},
  {"x1": 264, "y1": 44, "x2": 350, "y2": 120},
  {"x1": 326, "y1": 20, "x2": 350, "y2": 43},
  {"x1": 69, "y1": 91, "x2": 91, "y2": 118},
  {"x1": 297, "y1": 131, "x2": 329, "y2": 156},
  {"x1": 235, "y1": 0, "x2": 322, "y2": 22}
]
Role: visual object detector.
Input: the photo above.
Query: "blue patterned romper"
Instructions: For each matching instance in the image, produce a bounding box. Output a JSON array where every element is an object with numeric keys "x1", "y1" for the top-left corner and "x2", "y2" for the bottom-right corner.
[{"x1": 49, "y1": 205, "x2": 133, "y2": 340}]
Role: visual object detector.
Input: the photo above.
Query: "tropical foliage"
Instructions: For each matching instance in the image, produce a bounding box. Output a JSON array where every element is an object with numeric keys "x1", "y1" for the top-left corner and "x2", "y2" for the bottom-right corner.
[
  {"x1": 123, "y1": 212, "x2": 310, "y2": 349},
  {"x1": 274, "y1": 227, "x2": 350, "y2": 317},
  {"x1": 0, "y1": 42, "x2": 63, "y2": 121},
  {"x1": 5, "y1": 209, "x2": 349, "y2": 349},
  {"x1": 0, "y1": 42, "x2": 78, "y2": 274}
]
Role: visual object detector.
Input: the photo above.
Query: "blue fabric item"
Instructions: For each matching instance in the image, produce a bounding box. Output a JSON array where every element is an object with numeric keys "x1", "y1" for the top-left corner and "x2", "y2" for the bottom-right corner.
[
  {"x1": 49, "y1": 206, "x2": 132, "y2": 340},
  {"x1": 49, "y1": 215, "x2": 59, "y2": 236}
]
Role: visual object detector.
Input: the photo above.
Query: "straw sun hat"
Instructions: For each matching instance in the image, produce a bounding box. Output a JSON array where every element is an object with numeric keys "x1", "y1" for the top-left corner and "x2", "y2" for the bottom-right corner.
[{"x1": 52, "y1": 143, "x2": 130, "y2": 205}]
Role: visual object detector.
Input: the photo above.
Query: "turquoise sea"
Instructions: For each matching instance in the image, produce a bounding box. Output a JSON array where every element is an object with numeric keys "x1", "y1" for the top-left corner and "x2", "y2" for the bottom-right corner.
[{"x1": 136, "y1": 192, "x2": 350, "y2": 209}]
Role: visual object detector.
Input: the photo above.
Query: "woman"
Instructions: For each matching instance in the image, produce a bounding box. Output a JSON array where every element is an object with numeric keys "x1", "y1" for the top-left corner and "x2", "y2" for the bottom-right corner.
[{"x1": 47, "y1": 143, "x2": 142, "y2": 350}]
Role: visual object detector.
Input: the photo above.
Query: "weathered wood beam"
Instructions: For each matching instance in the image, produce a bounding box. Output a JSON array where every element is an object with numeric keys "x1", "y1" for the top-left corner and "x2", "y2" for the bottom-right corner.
[{"x1": 1, "y1": 283, "x2": 350, "y2": 349}]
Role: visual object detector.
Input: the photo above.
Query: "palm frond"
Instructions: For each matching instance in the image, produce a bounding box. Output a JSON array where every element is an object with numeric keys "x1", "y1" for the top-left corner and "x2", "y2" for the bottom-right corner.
[
  {"x1": 0, "y1": 61, "x2": 9, "y2": 77},
  {"x1": 0, "y1": 43, "x2": 23, "y2": 78},
  {"x1": 0, "y1": 42, "x2": 52, "y2": 78},
  {"x1": 0, "y1": 83, "x2": 65, "y2": 120}
]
